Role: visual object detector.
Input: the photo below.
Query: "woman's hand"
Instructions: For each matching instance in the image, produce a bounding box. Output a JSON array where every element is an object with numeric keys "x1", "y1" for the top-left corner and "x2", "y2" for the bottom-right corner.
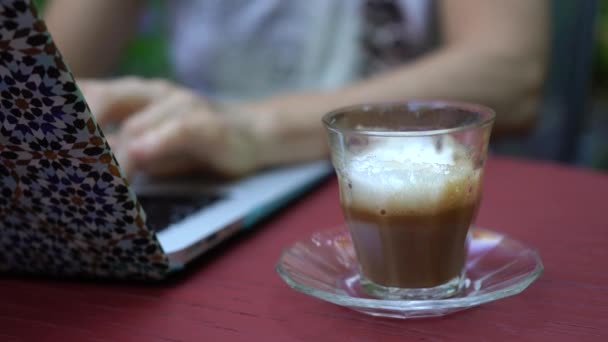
[{"x1": 79, "y1": 77, "x2": 260, "y2": 178}]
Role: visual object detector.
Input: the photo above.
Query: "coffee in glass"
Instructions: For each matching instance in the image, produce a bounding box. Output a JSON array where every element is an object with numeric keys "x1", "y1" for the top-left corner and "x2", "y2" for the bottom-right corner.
[{"x1": 323, "y1": 101, "x2": 494, "y2": 299}]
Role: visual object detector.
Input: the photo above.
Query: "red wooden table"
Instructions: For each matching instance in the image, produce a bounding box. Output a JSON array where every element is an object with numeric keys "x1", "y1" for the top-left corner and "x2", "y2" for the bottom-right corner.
[{"x1": 0, "y1": 157, "x2": 607, "y2": 341}]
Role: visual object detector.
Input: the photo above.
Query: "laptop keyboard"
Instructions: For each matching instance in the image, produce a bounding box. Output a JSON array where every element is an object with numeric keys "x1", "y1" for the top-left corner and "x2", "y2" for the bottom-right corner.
[{"x1": 137, "y1": 193, "x2": 223, "y2": 232}]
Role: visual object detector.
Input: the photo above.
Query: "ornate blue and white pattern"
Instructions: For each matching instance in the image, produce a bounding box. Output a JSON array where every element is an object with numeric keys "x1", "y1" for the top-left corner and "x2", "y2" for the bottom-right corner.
[{"x1": 0, "y1": 0, "x2": 170, "y2": 279}]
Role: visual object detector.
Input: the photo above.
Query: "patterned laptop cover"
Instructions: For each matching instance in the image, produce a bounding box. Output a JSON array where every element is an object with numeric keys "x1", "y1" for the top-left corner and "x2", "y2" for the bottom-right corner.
[{"x1": 0, "y1": 0, "x2": 170, "y2": 279}]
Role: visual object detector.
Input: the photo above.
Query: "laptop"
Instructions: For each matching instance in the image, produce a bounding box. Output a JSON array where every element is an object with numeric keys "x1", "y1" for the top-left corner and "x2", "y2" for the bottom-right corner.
[{"x1": 0, "y1": 0, "x2": 331, "y2": 279}]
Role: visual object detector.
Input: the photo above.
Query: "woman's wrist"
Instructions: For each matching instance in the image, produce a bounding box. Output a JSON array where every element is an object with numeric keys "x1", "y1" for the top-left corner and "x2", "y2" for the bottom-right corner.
[
  {"x1": 219, "y1": 91, "x2": 338, "y2": 172},
  {"x1": 214, "y1": 101, "x2": 278, "y2": 172},
  {"x1": 243, "y1": 92, "x2": 334, "y2": 166}
]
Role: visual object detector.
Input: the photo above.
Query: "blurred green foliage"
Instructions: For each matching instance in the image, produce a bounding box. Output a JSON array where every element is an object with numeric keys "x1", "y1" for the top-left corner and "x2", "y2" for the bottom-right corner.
[
  {"x1": 594, "y1": 1, "x2": 608, "y2": 90},
  {"x1": 32, "y1": 0, "x2": 45, "y2": 11},
  {"x1": 592, "y1": 2, "x2": 608, "y2": 171},
  {"x1": 115, "y1": 0, "x2": 173, "y2": 79}
]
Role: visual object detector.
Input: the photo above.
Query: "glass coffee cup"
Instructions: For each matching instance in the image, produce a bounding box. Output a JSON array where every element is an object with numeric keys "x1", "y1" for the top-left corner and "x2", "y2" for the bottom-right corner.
[{"x1": 323, "y1": 101, "x2": 495, "y2": 299}]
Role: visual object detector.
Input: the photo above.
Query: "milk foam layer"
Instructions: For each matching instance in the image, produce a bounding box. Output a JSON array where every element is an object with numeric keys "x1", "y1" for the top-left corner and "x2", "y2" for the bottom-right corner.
[{"x1": 341, "y1": 136, "x2": 480, "y2": 214}]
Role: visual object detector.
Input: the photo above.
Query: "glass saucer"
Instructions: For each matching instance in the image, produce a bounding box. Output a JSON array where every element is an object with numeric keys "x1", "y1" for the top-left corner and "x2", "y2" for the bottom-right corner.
[{"x1": 275, "y1": 227, "x2": 543, "y2": 319}]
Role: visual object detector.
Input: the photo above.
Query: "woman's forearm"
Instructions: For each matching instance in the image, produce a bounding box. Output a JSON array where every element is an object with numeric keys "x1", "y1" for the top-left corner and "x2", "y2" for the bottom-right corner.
[
  {"x1": 332, "y1": 45, "x2": 546, "y2": 136},
  {"x1": 244, "y1": 43, "x2": 545, "y2": 169},
  {"x1": 245, "y1": 0, "x2": 548, "y2": 169}
]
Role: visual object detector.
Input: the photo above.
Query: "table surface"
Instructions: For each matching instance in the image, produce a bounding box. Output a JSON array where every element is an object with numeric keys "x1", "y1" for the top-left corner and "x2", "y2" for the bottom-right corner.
[{"x1": 0, "y1": 157, "x2": 607, "y2": 341}]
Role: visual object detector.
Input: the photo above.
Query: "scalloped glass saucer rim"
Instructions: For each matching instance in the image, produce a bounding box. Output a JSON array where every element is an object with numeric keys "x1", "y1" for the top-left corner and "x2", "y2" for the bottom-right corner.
[{"x1": 275, "y1": 226, "x2": 544, "y2": 312}]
